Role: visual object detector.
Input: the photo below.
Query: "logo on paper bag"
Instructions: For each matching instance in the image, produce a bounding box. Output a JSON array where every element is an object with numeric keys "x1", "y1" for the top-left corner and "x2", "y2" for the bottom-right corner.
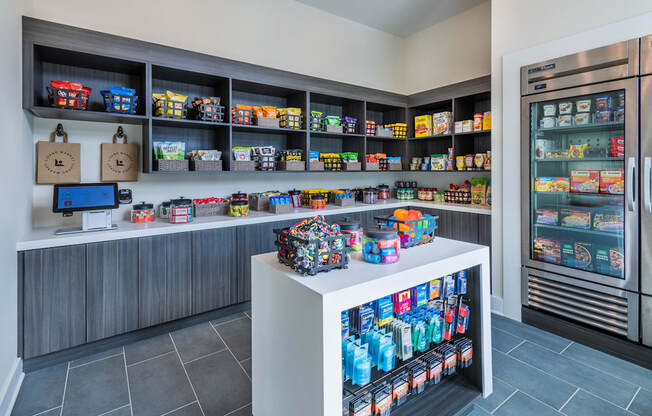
[
  {"x1": 45, "y1": 150, "x2": 76, "y2": 175},
  {"x1": 106, "y1": 151, "x2": 136, "y2": 174}
]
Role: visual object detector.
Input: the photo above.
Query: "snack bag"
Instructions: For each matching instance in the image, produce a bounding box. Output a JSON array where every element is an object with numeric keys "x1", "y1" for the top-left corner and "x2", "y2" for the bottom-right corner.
[{"x1": 471, "y1": 177, "x2": 488, "y2": 205}]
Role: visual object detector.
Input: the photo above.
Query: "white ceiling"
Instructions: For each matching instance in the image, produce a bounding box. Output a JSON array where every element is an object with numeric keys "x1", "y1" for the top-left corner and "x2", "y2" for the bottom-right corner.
[{"x1": 294, "y1": 0, "x2": 487, "y2": 37}]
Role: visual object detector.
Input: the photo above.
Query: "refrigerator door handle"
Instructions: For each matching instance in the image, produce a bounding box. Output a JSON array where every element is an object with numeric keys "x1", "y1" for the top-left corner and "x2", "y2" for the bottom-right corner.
[
  {"x1": 627, "y1": 157, "x2": 636, "y2": 212},
  {"x1": 645, "y1": 157, "x2": 652, "y2": 213}
]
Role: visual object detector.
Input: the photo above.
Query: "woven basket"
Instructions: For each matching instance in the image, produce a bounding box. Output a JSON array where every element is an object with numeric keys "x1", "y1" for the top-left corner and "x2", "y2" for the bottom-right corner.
[
  {"x1": 154, "y1": 160, "x2": 189, "y2": 171},
  {"x1": 190, "y1": 160, "x2": 222, "y2": 171}
]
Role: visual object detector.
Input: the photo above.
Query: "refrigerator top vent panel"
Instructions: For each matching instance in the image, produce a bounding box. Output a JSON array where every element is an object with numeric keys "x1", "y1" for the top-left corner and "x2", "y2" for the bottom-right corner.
[{"x1": 521, "y1": 39, "x2": 639, "y2": 96}]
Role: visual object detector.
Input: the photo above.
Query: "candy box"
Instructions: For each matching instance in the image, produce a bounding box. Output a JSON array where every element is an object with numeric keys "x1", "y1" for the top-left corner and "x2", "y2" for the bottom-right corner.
[
  {"x1": 533, "y1": 238, "x2": 560, "y2": 264},
  {"x1": 600, "y1": 170, "x2": 625, "y2": 194},
  {"x1": 560, "y1": 208, "x2": 591, "y2": 229},
  {"x1": 535, "y1": 177, "x2": 570, "y2": 192},
  {"x1": 571, "y1": 170, "x2": 599, "y2": 193}
]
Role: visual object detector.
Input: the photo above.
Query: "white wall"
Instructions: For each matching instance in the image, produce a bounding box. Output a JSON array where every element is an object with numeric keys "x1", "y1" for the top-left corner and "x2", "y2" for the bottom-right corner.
[
  {"x1": 403, "y1": 1, "x2": 491, "y2": 94},
  {"x1": 22, "y1": 0, "x2": 406, "y2": 94},
  {"x1": 0, "y1": 0, "x2": 31, "y2": 411},
  {"x1": 492, "y1": 0, "x2": 652, "y2": 319}
]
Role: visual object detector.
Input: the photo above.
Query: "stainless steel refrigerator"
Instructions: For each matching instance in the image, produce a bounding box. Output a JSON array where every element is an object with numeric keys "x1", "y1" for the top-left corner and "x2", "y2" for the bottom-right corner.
[
  {"x1": 520, "y1": 40, "x2": 641, "y2": 342},
  {"x1": 640, "y1": 34, "x2": 652, "y2": 347}
]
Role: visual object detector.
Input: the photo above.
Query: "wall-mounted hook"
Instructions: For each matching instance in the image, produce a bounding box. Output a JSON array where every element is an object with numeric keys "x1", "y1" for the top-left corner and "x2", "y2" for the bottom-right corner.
[
  {"x1": 116, "y1": 126, "x2": 124, "y2": 137},
  {"x1": 55, "y1": 123, "x2": 65, "y2": 137}
]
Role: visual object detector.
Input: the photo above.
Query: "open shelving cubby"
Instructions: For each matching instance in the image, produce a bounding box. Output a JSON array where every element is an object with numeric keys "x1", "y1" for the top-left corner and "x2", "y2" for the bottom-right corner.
[
  {"x1": 406, "y1": 98, "x2": 454, "y2": 169},
  {"x1": 364, "y1": 102, "x2": 407, "y2": 170},
  {"x1": 452, "y1": 91, "x2": 491, "y2": 163}
]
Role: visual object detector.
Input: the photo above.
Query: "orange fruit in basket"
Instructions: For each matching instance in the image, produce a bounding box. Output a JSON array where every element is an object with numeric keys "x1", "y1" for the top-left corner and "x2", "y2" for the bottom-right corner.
[{"x1": 394, "y1": 209, "x2": 409, "y2": 221}]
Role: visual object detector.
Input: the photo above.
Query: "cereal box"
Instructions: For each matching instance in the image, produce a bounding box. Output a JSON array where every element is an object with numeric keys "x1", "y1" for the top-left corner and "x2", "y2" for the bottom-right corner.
[
  {"x1": 432, "y1": 112, "x2": 452, "y2": 136},
  {"x1": 535, "y1": 177, "x2": 570, "y2": 192},
  {"x1": 571, "y1": 170, "x2": 599, "y2": 193},
  {"x1": 414, "y1": 115, "x2": 432, "y2": 138},
  {"x1": 600, "y1": 170, "x2": 625, "y2": 194}
]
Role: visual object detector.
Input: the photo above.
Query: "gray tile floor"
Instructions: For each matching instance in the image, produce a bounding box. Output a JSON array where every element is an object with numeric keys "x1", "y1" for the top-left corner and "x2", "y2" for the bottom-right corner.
[{"x1": 11, "y1": 312, "x2": 652, "y2": 416}]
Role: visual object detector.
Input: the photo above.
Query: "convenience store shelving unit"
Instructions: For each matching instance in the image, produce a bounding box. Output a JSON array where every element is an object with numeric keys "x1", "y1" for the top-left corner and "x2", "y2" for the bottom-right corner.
[{"x1": 23, "y1": 17, "x2": 491, "y2": 175}]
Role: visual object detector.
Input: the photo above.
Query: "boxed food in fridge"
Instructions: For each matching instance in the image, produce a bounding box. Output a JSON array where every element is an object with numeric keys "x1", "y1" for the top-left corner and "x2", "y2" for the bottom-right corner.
[
  {"x1": 600, "y1": 170, "x2": 625, "y2": 194},
  {"x1": 576, "y1": 99, "x2": 592, "y2": 112},
  {"x1": 558, "y1": 114, "x2": 573, "y2": 127},
  {"x1": 542, "y1": 104, "x2": 557, "y2": 116},
  {"x1": 432, "y1": 112, "x2": 452, "y2": 135},
  {"x1": 595, "y1": 247, "x2": 624, "y2": 277},
  {"x1": 593, "y1": 212, "x2": 624, "y2": 232},
  {"x1": 595, "y1": 110, "x2": 611, "y2": 123},
  {"x1": 414, "y1": 115, "x2": 432, "y2": 138},
  {"x1": 540, "y1": 117, "x2": 556, "y2": 129},
  {"x1": 560, "y1": 208, "x2": 591, "y2": 229},
  {"x1": 558, "y1": 102, "x2": 573, "y2": 114},
  {"x1": 535, "y1": 177, "x2": 570, "y2": 192},
  {"x1": 533, "y1": 237, "x2": 561, "y2": 264},
  {"x1": 562, "y1": 241, "x2": 593, "y2": 271},
  {"x1": 574, "y1": 112, "x2": 591, "y2": 125},
  {"x1": 535, "y1": 208, "x2": 558, "y2": 225},
  {"x1": 570, "y1": 170, "x2": 599, "y2": 193},
  {"x1": 595, "y1": 96, "x2": 612, "y2": 111},
  {"x1": 614, "y1": 108, "x2": 625, "y2": 122},
  {"x1": 568, "y1": 144, "x2": 588, "y2": 158}
]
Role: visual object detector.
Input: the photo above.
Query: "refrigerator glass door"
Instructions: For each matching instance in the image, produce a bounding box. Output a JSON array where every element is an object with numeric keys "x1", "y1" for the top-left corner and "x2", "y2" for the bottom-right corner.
[
  {"x1": 641, "y1": 75, "x2": 652, "y2": 296},
  {"x1": 521, "y1": 79, "x2": 638, "y2": 291}
]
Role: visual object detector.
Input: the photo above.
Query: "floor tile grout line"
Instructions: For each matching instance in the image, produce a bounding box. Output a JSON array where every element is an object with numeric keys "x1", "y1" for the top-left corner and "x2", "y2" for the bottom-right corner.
[
  {"x1": 59, "y1": 361, "x2": 70, "y2": 416},
  {"x1": 558, "y1": 387, "x2": 579, "y2": 412},
  {"x1": 126, "y1": 350, "x2": 176, "y2": 368},
  {"x1": 122, "y1": 347, "x2": 134, "y2": 416},
  {"x1": 494, "y1": 349, "x2": 637, "y2": 412},
  {"x1": 489, "y1": 389, "x2": 518, "y2": 415},
  {"x1": 493, "y1": 376, "x2": 571, "y2": 416},
  {"x1": 223, "y1": 402, "x2": 251, "y2": 416},
  {"x1": 243, "y1": 311, "x2": 251, "y2": 319},
  {"x1": 512, "y1": 339, "x2": 651, "y2": 395},
  {"x1": 626, "y1": 386, "x2": 641, "y2": 411},
  {"x1": 505, "y1": 340, "x2": 525, "y2": 355},
  {"x1": 31, "y1": 406, "x2": 62, "y2": 416},
  {"x1": 169, "y1": 333, "x2": 207, "y2": 416},
  {"x1": 97, "y1": 403, "x2": 131, "y2": 416},
  {"x1": 159, "y1": 400, "x2": 197, "y2": 416},
  {"x1": 211, "y1": 315, "x2": 249, "y2": 328},
  {"x1": 182, "y1": 347, "x2": 228, "y2": 365},
  {"x1": 558, "y1": 341, "x2": 573, "y2": 355},
  {"x1": 68, "y1": 352, "x2": 125, "y2": 370},
  {"x1": 210, "y1": 323, "x2": 251, "y2": 381}
]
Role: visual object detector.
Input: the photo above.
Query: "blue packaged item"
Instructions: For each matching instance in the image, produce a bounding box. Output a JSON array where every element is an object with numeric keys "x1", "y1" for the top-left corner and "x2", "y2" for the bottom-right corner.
[
  {"x1": 429, "y1": 278, "x2": 442, "y2": 299},
  {"x1": 443, "y1": 275, "x2": 455, "y2": 298},
  {"x1": 341, "y1": 311, "x2": 350, "y2": 338},
  {"x1": 456, "y1": 271, "x2": 467, "y2": 294},
  {"x1": 378, "y1": 335, "x2": 396, "y2": 372},
  {"x1": 375, "y1": 296, "x2": 394, "y2": 327},
  {"x1": 359, "y1": 303, "x2": 375, "y2": 334},
  {"x1": 353, "y1": 355, "x2": 372, "y2": 386},
  {"x1": 100, "y1": 86, "x2": 138, "y2": 114},
  {"x1": 345, "y1": 338, "x2": 360, "y2": 380},
  {"x1": 411, "y1": 284, "x2": 428, "y2": 308},
  {"x1": 309, "y1": 150, "x2": 320, "y2": 162}
]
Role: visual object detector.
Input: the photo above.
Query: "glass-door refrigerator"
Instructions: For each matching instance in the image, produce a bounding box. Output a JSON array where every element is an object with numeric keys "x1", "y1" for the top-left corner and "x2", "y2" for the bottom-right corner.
[{"x1": 520, "y1": 40, "x2": 640, "y2": 342}]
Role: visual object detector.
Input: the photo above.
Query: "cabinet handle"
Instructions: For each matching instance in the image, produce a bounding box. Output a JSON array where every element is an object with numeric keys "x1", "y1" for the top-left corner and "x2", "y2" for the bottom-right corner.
[
  {"x1": 627, "y1": 157, "x2": 636, "y2": 212},
  {"x1": 645, "y1": 157, "x2": 652, "y2": 213}
]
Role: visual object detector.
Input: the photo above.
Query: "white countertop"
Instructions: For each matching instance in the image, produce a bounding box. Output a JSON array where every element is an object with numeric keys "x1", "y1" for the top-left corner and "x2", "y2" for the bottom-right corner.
[{"x1": 17, "y1": 199, "x2": 490, "y2": 251}]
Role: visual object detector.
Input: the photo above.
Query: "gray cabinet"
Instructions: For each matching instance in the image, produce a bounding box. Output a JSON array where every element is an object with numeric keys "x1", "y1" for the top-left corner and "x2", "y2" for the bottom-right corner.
[
  {"x1": 23, "y1": 245, "x2": 86, "y2": 359},
  {"x1": 192, "y1": 228, "x2": 238, "y2": 314},
  {"x1": 139, "y1": 233, "x2": 192, "y2": 327},
  {"x1": 86, "y1": 239, "x2": 139, "y2": 342}
]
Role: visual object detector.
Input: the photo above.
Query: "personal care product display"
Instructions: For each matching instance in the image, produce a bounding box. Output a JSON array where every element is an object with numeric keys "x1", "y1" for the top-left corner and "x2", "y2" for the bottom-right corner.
[
  {"x1": 131, "y1": 202, "x2": 155, "y2": 223},
  {"x1": 47, "y1": 80, "x2": 92, "y2": 110},
  {"x1": 100, "y1": 86, "x2": 138, "y2": 114},
  {"x1": 454, "y1": 111, "x2": 491, "y2": 133},
  {"x1": 274, "y1": 216, "x2": 349, "y2": 276},
  {"x1": 342, "y1": 271, "x2": 473, "y2": 412},
  {"x1": 376, "y1": 209, "x2": 437, "y2": 248}
]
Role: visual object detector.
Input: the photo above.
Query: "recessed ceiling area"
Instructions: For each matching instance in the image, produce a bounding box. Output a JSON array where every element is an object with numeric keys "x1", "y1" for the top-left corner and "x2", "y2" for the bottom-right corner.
[{"x1": 294, "y1": 0, "x2": 487, "y2": 37}]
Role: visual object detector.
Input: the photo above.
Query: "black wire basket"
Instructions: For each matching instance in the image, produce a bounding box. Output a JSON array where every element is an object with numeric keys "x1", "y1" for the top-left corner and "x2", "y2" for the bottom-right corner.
[{"x1": 273, "y1": 227, "x2": 350, "y2": 276}]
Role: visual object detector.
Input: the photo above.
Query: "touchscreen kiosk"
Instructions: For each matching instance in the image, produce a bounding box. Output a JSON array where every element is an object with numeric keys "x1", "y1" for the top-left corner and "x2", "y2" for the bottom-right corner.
[{"x1": 53, "y1": 183, "x2": 119, "y2": 235}]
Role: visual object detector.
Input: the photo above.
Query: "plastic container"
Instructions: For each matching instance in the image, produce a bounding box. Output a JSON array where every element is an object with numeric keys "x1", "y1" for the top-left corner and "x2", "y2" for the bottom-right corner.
[
  {"x1": 363, "y1": 188, "x2": 378, "y2": 204},
  {"x1": 289, "y1": 189, "x2": 302, "y2": 208},
  {"x1": 558, "y1": 114, "x2": 573, "y2": 127},
  {"x1": 336, "y1": 219, "x2": 363, "y2": 252},
  {"x1": 131, "y1": 202, "x2": 154, "y2": 223},
  {"x1": 170, "y1": 197, "x2": 193, "y2": 224},
  {"x1": 232, "y1": 192, "x2": 248, "y2": 202},
  {"x1": 540, "y1": 116, "x2": 556, "y2": 129},
  {"x1": 363, "y1": 227, "x2": 400, "y2": 264},
  {"x1": 574, "y1": 112, "x2": 591, "y2": 125},
  {"x1": 377, "y1": 185, "x2": 390, "y2": 200},
  {"x1": 310, "y1": 195, "x2": 326, "y2": 210},
  {"x1": 230, "y1": 200, "x2": 250, "y2": 217},
  {"x1": 159, "y1": 201, "x2": 171, "y2": 219},
  {"x1": 542, "y1": 104, "x2": 556, "y2": 116}
]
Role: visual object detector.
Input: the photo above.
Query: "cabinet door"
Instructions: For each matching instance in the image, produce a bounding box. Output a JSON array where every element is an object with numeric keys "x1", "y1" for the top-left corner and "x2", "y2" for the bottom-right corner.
[
  {"x1": 139, "y1": 233, "x2": 192, "y2": 328},
  {"x1": 86, "y1": 239, "x2": 139, "y2": 342},
  {"x1": 192, "y1": 227, "x2": 238, "y2": 314},
  {"x1": 23, "y1": 245, "x2": 86, "y2": 358},
  {"x1": 436, "y1": 210, "x2": 479, "y2": 243},
  {"x1": 478, "y1": 215, "x2": 491, "y2": 246}
]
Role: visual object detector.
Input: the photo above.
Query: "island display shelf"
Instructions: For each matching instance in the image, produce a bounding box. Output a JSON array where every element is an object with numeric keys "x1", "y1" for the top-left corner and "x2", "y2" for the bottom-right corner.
[
  {"x1": 16, "y1": 199, "x2": 490, "y2": 251},
  {"x1": 23, "y1": 17, "x2": 491, "y2": 175},
  {"x1": 251, "y1": 240, "x2": 492, "y2": 416}
]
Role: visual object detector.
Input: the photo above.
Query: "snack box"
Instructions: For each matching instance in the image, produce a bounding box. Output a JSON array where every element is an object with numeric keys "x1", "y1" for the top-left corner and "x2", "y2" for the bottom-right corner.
[
  {"x1": 414, "y1": 115, "x2": 432, "y2": 138},
  {"x1": 570, "y1": 170, "x2": 599, "y2": 193},
  {"x1": 560, "y1": 209, "x2": 591, "y2": 229},
  {"x1": 593, "y1": 212, "x2": 624, "y2": 232},
  {"x1": 535, "y1": 208, "x2": 558, "y2": 225},
  {"x1": 535, "y1": 177, "x2": 570, "y2": 193},
  {"x1": 600, "y1": 170, "x2": 625, "y2": 194},
  {"x1": 558, "y1": 102, "x2": 573, "y2": 114},
  {"x1": 533, "y1": 238, "x2": 560, "y2": 264}
]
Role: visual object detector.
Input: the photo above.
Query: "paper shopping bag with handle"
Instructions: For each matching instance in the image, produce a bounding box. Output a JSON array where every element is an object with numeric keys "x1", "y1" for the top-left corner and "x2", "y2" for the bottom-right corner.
[
  {"x1": 36, "y1": 123, "x2": 81, "y2": 184},
  {"x1": 101, "y1": 126, "x2": 138, "y2": 182}
]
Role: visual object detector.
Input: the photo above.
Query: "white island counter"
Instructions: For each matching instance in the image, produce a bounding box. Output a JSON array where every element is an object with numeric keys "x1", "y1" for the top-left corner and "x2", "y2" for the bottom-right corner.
[{"x1": 251, "y1": 237, "x2": 492, "y2": 416}]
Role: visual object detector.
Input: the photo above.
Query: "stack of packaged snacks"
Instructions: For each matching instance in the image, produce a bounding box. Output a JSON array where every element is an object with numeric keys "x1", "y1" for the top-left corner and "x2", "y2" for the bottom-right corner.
[{"x1": 153, "y1": 91, "x2": 187, "y2": 119}]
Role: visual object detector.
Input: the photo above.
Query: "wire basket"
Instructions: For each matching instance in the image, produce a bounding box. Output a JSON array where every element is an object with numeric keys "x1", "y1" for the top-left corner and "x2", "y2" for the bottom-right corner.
[
  {"x1": 387, "y1": 123, "x2": 407, "y2": 138},
  {"x1": 273, "y1": 227, "x2": 349, "y2": 276},
  {"x1": 375, "y1": 214, "x2": 438, "y2": 248},
  {"x1": 320, "y1": 155, "x2": 342, "y2": 171},
  {"x1": 232, "y1": 107, "x2": 253, "y2": 125},
  {"x1": 101, "y1": 91, "x2": 138, "y2": 114},
  {"x1": 342, "y1": 118, "x2": 358, "y2": 134},
  {"x1": 47, "y1": 86, "x2": 90, "y2": 110},
  {"x1": 365, "y1": 120, "x2": 376, "y2": 135},
  {"x1": 254, "y1": 155, "x2": 276, "y2": 171},
  {"x1": 153, "y1": 97, "x2": 187, "y2": 119},
  {"x1": 280, "y1": 114, "x2": 303, "y2": 129},
  {"x1": 189, "y1": 103, "x2": 224, "y2": 122},
  {"x1": 310, "y1": 114, "x2": 325, "y2": 131}
]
